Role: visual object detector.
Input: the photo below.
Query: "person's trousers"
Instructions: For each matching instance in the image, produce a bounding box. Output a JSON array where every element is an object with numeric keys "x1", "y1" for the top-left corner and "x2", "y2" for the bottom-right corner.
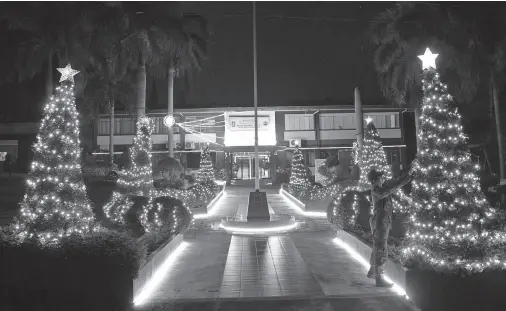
[{"x1": 368, "y1": 214, "x2": 391, "y2": 277}]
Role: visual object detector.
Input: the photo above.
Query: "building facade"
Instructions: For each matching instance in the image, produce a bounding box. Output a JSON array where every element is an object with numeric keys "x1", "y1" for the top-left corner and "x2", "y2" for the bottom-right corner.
[{"x1": 96, "y1": 105, "x2": 412, "y2": 182}]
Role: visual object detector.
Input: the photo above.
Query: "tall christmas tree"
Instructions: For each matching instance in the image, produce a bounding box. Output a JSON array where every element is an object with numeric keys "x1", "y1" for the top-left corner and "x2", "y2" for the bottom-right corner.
[
  {"x1": 289, "y1": 146, "x2": 311, "y2": 195},
  {"x1": 196, "y1": 144, "x2": 215, "y2": 185},
  {"x1": 13, "y1": 64, "x2": 94, "y2": 244},
  {"x1": 116, "y1": 117, "x2": 155, "y2": 196},
  {"x1": 403, "y1": 48, "x2": 505, "y2": 272}
]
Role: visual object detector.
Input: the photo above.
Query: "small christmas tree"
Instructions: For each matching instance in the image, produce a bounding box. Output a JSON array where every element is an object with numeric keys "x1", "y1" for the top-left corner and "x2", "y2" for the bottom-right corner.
[
  {"x1": 196, "y1": 145, "x2": 215, "y2": 185},
  {"x1": 289, "y1": 147, "x2": 311, "y2": 195},
  {"x1": 116, "y1": 117, "x2": 155, "y2": 196},
  {"x1": 358, "y1": 120, "x2": 394, "y2": 185},
  {"x1": 403, "y1": 48, "x2": 506, "y2": 272},
  {"x1": 13, "y1": 64, "x2": 94, "y2": 244}
]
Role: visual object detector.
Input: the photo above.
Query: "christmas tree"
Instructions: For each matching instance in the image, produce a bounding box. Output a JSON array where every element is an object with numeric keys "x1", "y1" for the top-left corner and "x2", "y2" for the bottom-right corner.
[
  {"x1": 13, "y1": 64, "x2": 94, "y2": 244},
  {"x1": 330, "y1": 120, "x2": 410, "y2": 228},
  {"x1": 196, "y1": 145, "x2": 215, "y2": 185},
  {"x1": 116, "y1": 117, "x2": 155, "y2": 196},
  {"x1": 289, "y1": 147, "x2": 311, "y2": 195},
  {"x1": 358, "y1": 120, "x2": 394, "y2": 185},
  {"x1": 358, "y1": 120, "x2": 411, "y2": 213},
  {"x1": 403, "y1": 48, "x2": 506, "y2": 272}
]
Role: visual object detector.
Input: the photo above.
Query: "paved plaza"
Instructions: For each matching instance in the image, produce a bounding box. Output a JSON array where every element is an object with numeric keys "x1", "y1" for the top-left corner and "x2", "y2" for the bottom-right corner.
[{"x1": 137, "y1": 185, "x2": 418, "y2": 311}]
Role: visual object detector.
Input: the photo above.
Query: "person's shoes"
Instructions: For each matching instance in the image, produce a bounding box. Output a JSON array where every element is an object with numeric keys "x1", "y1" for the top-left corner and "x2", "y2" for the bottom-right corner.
[
  {"x1": 367, "y1": 269, "x2": 374, "y2": 279},
  {"x1": 375, "y1": 276, "x2": 394, "y2": 288}
]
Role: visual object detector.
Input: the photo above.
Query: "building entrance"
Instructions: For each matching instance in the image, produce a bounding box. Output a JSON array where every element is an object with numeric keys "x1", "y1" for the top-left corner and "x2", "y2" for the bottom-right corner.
[{"x1": 232, "y1": 152, "x2": 271, "y2": 180}]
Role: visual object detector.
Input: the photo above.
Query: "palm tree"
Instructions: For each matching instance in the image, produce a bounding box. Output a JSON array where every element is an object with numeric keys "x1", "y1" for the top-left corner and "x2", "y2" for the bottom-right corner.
[
  {"x1": 370, "y1": 2, "x2": 506, "y2": 181},
  {"x1": 147, "y1": 12, "x2": 210, "y2": 157},
  {"x1": 0, "y1": 2, "x2": 96, "y2": 97}
]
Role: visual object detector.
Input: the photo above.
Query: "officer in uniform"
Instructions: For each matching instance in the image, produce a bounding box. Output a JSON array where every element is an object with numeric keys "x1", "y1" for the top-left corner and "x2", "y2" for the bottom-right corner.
[{"x1": 366, "y1": 168, "x2": 412, "y2": 287}]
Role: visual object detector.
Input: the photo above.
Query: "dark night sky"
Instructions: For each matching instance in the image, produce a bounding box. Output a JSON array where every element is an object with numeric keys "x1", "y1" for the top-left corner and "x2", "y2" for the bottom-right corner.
[
  {"x1": 0, "y1": 1, "x2": 394, "y2": 121},
  {"x1": 164, "y1": 1, "x2": 393, "y2": 109}
]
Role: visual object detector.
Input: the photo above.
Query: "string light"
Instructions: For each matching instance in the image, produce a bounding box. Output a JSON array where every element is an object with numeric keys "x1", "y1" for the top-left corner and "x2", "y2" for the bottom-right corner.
[
  {"x1": 402, "y1": 50, "x2": 506, "y2": 273},
  {"x1": 289, "y1": 146, "x2": 311, "y2": 197},
  {"x1": 196, "y1": 145, "x2": 216, "y2": 185},
  {"x1": 12, "y1": 67, "x2": 94, "y2": 244}
]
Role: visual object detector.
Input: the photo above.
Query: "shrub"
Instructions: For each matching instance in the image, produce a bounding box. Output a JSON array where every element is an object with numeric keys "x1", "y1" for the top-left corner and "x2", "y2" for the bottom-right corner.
[
  {"x1": 215, "y1": 168, "x2": 227, "y2": 181},
  {"x1": 0, "y1": 229, "x2": 145, "y2": 311},
  {"x1": 154, "y1": 156, "x2": 184, "y2": 188}
]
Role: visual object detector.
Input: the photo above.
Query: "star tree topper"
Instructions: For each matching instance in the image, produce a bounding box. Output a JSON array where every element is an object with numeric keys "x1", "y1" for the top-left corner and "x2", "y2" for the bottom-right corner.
[
  {"x1": 57, "y1": 63, "x2": 80, "y2": 83},
  {"x1": 418, "y1": 47, "x2": 438, "y2": 70}
]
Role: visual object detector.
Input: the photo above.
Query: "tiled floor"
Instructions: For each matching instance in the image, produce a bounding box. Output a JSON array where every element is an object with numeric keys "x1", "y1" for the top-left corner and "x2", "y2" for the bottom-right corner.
[
  {"x1": 137, "y1": 186, "x2": 416, "y2": 311},
  {"x1": 220, "y1": 235, "x2": 324, "y2": 298}
]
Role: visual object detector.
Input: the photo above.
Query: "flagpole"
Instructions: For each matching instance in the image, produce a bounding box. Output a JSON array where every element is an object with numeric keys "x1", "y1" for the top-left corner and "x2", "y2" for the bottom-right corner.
[{"x1": 253, "y1": 1, "x2": 260, "y2": 191}]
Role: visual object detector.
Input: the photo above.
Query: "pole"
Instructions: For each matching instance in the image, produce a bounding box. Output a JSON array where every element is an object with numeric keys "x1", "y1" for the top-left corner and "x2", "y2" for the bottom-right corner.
[
  {"x1": 168, "y1": 67, "x2": 175, "y2": 158},
  {"x1": 253, "y1": 1, "x2": 260, "y2": 190},
  {"x1": 354, "y1": 87, "x2": 364, "y2": 166}
]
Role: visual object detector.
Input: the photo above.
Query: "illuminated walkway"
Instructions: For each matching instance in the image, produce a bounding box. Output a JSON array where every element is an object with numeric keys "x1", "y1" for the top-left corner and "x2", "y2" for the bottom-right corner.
[{"x1": 136, "y1": 186, "x2": 417, "y2": 311}]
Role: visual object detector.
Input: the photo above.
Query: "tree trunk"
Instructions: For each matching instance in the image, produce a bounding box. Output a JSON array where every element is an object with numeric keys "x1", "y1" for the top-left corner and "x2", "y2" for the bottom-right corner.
[
  {"x1": 492, "y1": 82, "x2": 505, "y2": 180},
  {"x1": 46, "y1": 53, "x2": 53, "y2": 99},
  {"x1": 109, "y1": 87, "x2": 115, "y2": 167},
  {"x1": 93, "y1": 105, "x2": 99, "y2": 152},
  {"x1": 167, "y1": 67, "x2": 175, "y2": 157},
  {"x1": 136, "y1": 57, "x2": 147, "y2": 119}
]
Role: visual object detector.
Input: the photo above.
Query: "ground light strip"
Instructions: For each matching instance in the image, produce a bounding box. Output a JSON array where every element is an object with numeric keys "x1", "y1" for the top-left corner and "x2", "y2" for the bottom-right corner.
[
  {"x1": 279, "y1": 188, "x2": 327, "y2": 217},
  {"x1": 332, "y1": 238, "x2": 408, "y2": 298},
  {"x1": 193, "y1": 187, "x2": 226, "y2": 219},
  {"x1": 219, "y1": 221, "x2": 297, "y2": 234},
  {"x1": 133, "y1": 242, "x2": 189, "y2": 306}
]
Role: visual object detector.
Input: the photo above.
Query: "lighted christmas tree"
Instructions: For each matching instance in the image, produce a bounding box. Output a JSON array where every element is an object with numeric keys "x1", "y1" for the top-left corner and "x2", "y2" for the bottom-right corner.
[
  {"x1": 116, "y1": 117, "x2": 155, "y2": 196},
  {"x1": 13, "y1": 64, "x2": 94, "y2": 244},
  {"x1": 330, "y1": 120, "x2": 410, "y2": 228},
  {"x1": 289, "y1": 147, "x2": 311, "y2": 195},
  {"x1": 403, "y1": 48, "x2": 506, "y2": 272},
  {"x1": 358, "y1": 120, "x2": 394, "y2": 184},
  {"x1": 196, "y1": 145, "x2": 215, "y2": 185},
  {"x1": 358, "y1": 120, "x2": 411, "y2": 213}
]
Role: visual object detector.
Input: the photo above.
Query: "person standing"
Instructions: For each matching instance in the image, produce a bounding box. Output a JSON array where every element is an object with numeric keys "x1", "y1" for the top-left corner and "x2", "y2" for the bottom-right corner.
[{"x1": 366, "y1": 167, "x2": 413, "y2": 287}]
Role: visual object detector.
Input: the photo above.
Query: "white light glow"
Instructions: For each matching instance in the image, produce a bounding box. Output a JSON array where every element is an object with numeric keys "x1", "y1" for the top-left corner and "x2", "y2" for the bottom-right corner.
[
  {"x1": 332, "y1": 238, "x2": 407, "y2": 298},
  {"x1": 133, "y1": 242, "x2": 189, "y2": 306},
  {"x1": 365, "y1": 117, "x2": 374, "y2": 124},
  {"x1": 418, "y1": 47, "x2": 438, "y2": 70},
  {"x1": 206, "y1": 189, "x2": 226, "y2": 216},
  {"x1": 193, "y1": 213, "x2": 207, "y2": 219},
  {"x1": 219, "y1": 221, "x2": 297, "y2": 234},
  {"x1": 279, "y1": 188, "x2": 326, "y2": 217},
  {"x1": 163, "y1": 114, "x2": 175, "y2": 128},
  {"x1": 57, "y1": 63, "x2": 80, "y2": 83},
  {"x1": 224, "y1": 111, "x2": 276, "y2": 146}
]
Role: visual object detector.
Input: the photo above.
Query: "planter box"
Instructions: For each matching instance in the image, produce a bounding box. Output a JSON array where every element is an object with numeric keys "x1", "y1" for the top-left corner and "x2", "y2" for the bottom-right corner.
[
  {"x1": 406, "y1": 269, "x2": 506, "y2": 311},
  {"x1": 133, "y1": 233, "x2": 183, "y2": 297},
  {"x1": 334, "y1": 229, "x2": 407, "y2": 290},
  {"x1": 280, "y1": 184, "x2": 306, "y2": 211}
]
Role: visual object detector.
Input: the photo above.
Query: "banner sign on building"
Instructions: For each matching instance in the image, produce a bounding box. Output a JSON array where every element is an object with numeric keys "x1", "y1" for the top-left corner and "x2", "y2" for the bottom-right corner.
[
  {"x1": 224, "y1": 111, "x2": 276, "y2": 146},
  {"x1": 228, "y1": 116, "x2": 270, "y2": 131}
]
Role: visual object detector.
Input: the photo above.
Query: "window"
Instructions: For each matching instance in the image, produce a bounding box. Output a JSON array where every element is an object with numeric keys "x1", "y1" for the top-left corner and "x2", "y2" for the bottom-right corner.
[
  {"x1": 320, "y1": 113, "x2": 400, "y2": 130},
  {"x1": 285, "y1": 114, "x2": 314, "y2": 131},
  {"x1": 319, "y1": 113, "x2": 355, "y2": 130}
]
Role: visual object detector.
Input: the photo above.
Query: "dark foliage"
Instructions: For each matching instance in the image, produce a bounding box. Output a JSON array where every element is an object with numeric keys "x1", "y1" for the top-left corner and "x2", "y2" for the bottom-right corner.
[{"x1": 0, "y1": 230, "x2": 145, "y2": 311}]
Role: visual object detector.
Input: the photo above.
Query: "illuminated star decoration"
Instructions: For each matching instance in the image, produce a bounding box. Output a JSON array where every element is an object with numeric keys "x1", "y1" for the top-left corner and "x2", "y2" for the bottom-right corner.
[
  {"x1": 57, "y1": 64, "x2": 80, "y2": 83},
  {"x1": 365, "y1": 117, "x2": 374, "y2": 124},
  {"x1": 417, "y1": 47, "x2": 438, "y2": 70}
]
